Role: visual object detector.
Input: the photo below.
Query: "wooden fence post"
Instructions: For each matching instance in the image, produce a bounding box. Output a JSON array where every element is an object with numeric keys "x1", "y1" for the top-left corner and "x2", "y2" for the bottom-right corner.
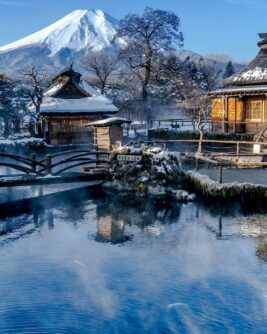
[
  {"x1": 46, "y1": 155, "x2": 52, "y2": 175},
  {"x1": 236, "y1": 143, "x2": 240, "y2": 156},
  {"x1": 31, "y1": 153, "x2": 37, "y2": 173},
  {"x1": 218, "y1": 165, "x2": 223, "y2": 184}
]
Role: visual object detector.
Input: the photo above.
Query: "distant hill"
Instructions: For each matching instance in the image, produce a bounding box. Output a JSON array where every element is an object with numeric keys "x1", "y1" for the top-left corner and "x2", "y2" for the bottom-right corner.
[{"x1": 0, "y1": 9, "x2": 245, "y2": 77}]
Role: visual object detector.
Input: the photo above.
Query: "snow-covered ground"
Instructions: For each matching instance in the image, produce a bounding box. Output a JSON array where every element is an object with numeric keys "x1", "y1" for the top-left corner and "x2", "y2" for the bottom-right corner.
[{"x1": 0, "y1": 137, "x2": 44, "y2": 146}]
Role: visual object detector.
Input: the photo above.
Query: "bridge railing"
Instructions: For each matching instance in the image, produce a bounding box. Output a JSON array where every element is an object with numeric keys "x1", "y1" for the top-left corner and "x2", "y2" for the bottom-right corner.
[{"x1": 0, "y1": 150, "x2": 111, "y2": 177}]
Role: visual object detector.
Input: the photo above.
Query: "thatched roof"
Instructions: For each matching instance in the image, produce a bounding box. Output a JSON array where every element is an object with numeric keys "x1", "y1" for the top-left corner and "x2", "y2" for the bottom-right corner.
[
  {"x1": 224, "y1": 34, "x2": 267, "y2": 86},
  {"x1": 27, "y1": 65, "x2": 118, "y2": 115}
]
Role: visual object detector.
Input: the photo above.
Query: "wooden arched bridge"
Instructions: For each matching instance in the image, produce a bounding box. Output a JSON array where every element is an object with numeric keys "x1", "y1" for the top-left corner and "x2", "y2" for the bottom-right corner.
[{"x1": 0, "y1": 150, "x2": 111, "y2": 187}]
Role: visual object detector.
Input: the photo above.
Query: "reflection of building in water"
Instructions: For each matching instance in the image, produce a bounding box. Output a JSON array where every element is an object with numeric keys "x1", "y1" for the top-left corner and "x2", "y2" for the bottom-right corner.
[{"x1": 95, "y1": 216, "x2": 131, "y2": 244}]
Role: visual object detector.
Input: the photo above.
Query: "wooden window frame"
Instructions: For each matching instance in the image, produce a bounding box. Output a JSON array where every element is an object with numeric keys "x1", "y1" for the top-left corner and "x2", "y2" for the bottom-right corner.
[{"x1": 245, "y1": 99, "x2": 264, "y2": 122}]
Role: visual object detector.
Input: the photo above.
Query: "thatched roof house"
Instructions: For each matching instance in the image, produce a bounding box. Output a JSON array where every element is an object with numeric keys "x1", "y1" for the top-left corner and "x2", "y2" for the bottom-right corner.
[
  {"x1": 28, "y1": 65, "x2": 118, "y2": 145},
  {"x1": 209, "y1": 34, "x2": 267, "y2": 133}
]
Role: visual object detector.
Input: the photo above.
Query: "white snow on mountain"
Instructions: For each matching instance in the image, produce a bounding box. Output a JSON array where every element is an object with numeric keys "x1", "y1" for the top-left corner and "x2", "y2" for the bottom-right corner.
[{"x1": 0, "y1": 9, "x2": 123, "y2": 56}]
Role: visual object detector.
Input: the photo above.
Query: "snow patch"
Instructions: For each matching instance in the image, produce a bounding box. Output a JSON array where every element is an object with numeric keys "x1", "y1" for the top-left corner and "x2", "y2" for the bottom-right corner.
[{"x1": 233, "y1": 66, "x2": 267, "y2": 83}]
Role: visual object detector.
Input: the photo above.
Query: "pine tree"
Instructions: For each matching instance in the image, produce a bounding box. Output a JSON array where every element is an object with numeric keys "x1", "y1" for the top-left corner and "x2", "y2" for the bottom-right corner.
[{"x1": 223, "y1": 61, "x2": 234, "y2": 79}]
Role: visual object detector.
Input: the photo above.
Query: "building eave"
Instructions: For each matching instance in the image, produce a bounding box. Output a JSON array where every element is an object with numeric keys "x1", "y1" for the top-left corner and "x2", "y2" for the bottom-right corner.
[{"x1": 208, "y1": 85, "x2": 267, "y2": 98}]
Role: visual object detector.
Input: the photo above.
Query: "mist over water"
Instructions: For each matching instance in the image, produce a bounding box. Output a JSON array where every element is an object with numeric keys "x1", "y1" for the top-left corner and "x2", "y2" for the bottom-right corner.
[{"x1": 0, "y1": 189, "x2": 267, "y2": 333}]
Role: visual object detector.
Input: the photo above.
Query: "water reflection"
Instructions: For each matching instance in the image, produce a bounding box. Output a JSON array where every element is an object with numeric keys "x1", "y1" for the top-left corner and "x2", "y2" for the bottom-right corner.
[
  {"x1": 1, "y1": 189, "x2": 267, "y2": 333},
  {"x1": 95, "y1": 216, "x2": 132, "y2": 244}
]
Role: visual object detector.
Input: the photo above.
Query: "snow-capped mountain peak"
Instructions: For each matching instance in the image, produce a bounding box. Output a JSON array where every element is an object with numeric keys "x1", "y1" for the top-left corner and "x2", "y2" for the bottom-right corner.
[{"x1": 0, "y1": 9, "x2": 121, "y2": 56}]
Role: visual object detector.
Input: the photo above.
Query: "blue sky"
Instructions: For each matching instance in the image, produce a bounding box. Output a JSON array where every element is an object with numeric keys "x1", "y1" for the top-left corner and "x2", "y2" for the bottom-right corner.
[{"x1": 0, "y1": 0, "x2": 266, "y2": 62}]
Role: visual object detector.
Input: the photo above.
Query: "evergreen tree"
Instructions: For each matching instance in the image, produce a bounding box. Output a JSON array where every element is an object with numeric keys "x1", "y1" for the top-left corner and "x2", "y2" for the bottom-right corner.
[
  {"x1": 223, "y1": 61, "x2": 234, "y2": 79},
  {"x1": 0, "y1": 75, "x2": 19, "y2": 138}
]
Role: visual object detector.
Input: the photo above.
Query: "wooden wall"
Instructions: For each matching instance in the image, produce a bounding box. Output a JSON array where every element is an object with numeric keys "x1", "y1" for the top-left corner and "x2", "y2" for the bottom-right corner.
[
  {"x1": 212, "y1": 97, "x2": 244, "y2": 122},
  {"x1": 212, "y1": 98, "x2": 223, "y2": 121},
  {"x1": 211, "y1": 95, "x2": 267, "y2": 133},
  {"x1": 42, "y1": 115, "x2": 99, "y2": 145},
  {"x1": 94, "y1": 125, "x2": 123, "y2": 151}
]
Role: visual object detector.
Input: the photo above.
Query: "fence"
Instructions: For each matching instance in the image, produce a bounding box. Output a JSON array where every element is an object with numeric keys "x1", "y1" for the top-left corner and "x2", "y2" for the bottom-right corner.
[
  {"x1": 0, "y1": 150, "x2": 111, "y2": 177},
  {"x1": 152, "y1": 118, "x2": 267, "y2": 134}
]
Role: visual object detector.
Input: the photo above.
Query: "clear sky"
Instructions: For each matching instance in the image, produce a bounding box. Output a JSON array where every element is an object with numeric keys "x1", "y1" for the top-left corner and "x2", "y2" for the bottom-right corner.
[{"x1": 0, "y1": 0, "x2": 266, "y2": 62}]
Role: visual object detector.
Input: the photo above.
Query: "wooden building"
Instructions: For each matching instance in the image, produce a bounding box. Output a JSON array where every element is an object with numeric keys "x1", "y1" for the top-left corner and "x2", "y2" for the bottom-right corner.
[
  {"x1": 85, "y1": 117, "x2": 131, "y2": 151},
  {"x1": 28, "y1": 65, "x2": 118, "y2": 145},
  {"x1": 209, "y1": 33, "x2": 267, "y2": 133}
]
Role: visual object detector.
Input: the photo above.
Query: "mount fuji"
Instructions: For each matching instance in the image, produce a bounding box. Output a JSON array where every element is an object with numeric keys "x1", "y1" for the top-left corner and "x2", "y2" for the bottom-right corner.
[{"x1": 0, "y1": 9, "x2": 125, "y2": 74}]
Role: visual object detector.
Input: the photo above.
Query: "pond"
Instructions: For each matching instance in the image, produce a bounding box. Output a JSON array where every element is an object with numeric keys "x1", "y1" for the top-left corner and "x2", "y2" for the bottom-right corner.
[{"x1": 0, "y1": 187, "x2": 267, "y2": 334}]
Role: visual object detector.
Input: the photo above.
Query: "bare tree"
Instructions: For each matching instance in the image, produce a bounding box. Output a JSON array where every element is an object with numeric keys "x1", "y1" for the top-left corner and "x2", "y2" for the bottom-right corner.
[
  {"x1": 116, "y1": 7, "x2": 184, "y2": 105},
  {"x1": 23, "y1": 67, "x2": 48, "y2": 136},
  {"x1": 193, "y1": 95, "x2": 211, "y2": 154},
  {"x1": 81, "y1": 51, "x2": 119, "y2": 95},
  {"x1": 116, "y1": 8, "x2": 184, "y2": 127}
]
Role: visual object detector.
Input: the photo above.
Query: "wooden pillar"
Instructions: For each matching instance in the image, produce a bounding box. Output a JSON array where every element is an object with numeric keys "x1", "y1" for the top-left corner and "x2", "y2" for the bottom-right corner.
[
  {"x1": 31, "y1": 154, "x2": 37, "y2": 173},
  {"x1": 222, "y1": 96, "x2": 228, "y2": 133},
  {"x1": 46, "y1": 155, "x2": 52, "y2": 175},
  {"x1": 218, "y1": 165, "x2": 223, "y2": 184}
]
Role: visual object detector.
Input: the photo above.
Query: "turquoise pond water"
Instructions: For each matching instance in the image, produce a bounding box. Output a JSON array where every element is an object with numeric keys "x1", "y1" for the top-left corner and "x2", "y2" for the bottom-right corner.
[{"x1": 0, "y1": 187, "x2": 267, "y2": 333}]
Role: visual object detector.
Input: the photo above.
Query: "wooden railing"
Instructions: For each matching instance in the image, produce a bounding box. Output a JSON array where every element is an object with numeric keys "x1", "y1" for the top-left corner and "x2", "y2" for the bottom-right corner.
[
  {"x1": 151, "y1": 119, "x2": 267, "y2": 134},
  {"x1": 135, "y1": 139, "x2": 267, "y2": 156},
  {"x1": 0, "y1": 150, "x2": 111, "y2": 177}
]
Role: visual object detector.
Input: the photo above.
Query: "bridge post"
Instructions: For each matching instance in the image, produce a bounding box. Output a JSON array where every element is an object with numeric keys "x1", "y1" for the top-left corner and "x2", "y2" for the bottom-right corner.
[
  {"x1": 46, "y1": 155, "x2": 52, "y2": 175},
  {"x1": 218, "y1": 165, "x2": 223, "y2": 184},
  {"x1": 31, "y1": 154, "x2": 37, "y2": 173}
]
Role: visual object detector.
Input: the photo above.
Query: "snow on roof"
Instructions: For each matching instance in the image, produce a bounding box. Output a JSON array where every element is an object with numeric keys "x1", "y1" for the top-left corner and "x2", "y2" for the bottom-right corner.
[
  {"x1": 44, "y1": 80, "x2": 67, "y2": 97},
  {"x1": 80, "y1": 80, "x2": 102, "y2": 97},
  {"x1": 28, "y1": 78, "x2": 118, "y2": 114},
  {"x1": 85, "y1": 117, "x2": 130, "y2": 126},
  {"x1": 224, "y1": 46, "x2": 267, "y2": 86},
  {"x1": 32, "y1": 95, "x2": 117, "y2": 114},
  {"x1": 231, "y1": 67, "x2": 267, "y2": 84}
]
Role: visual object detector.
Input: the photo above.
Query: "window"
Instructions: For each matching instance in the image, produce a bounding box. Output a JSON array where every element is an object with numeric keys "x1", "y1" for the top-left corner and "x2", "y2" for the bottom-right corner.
[{"x1": 246, "y1": 100, "x2": 263, "y2": 121}]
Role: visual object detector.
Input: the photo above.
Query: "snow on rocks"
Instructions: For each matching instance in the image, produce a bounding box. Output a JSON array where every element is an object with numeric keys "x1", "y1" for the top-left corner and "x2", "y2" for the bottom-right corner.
[
  {"x1": 107, "y1": 145, "x2": 184, "y2": 197},
  {"x1": 176, "y1": 190, "x2": 196, "y2": 202},
  {"x1": 186, "y1": 171, "x2": 267, "y2": 201}
]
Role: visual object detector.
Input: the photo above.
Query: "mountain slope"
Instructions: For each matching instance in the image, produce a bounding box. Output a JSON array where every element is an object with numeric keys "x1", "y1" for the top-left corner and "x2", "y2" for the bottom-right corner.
[
  {"x1": 0, "y1": 9, "x2": 124, "y2": 73},
  {"x1": 0, "y1": 9, "x2": 244, "y2": 76}
]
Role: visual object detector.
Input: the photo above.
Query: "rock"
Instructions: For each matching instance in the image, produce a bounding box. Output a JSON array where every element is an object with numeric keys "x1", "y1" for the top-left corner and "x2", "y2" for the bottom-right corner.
[
  {"x1": 176, "y1": 190, "x2": 196, "y2": 202},
  {"x1": 108, "y1": 145, "x2": 185, "y2": 197},
  {"x1": 148, "y1": 185, "x2": 167, "y2": 196}
]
